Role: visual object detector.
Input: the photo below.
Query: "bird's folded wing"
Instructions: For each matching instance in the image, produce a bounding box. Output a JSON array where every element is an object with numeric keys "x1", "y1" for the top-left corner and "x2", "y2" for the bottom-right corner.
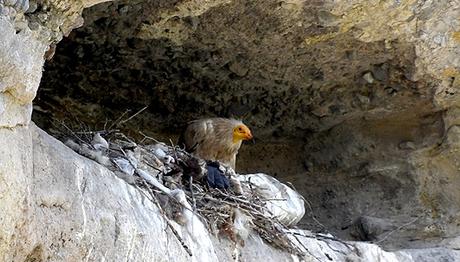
[{"x1": 184, "y1": 119, "x2": 215, "y2": 152}]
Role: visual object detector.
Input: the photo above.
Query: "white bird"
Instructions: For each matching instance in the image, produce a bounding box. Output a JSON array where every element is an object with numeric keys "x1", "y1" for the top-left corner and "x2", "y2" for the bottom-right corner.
[{"x1": 179, "y1": 118, "x2": 253, "y2": 170}]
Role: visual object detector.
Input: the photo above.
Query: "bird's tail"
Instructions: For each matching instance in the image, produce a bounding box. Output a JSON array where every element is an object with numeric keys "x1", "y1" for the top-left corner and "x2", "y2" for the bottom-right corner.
[{"x1": 177, "y1": 128, "x2": 199, "y2": 152}]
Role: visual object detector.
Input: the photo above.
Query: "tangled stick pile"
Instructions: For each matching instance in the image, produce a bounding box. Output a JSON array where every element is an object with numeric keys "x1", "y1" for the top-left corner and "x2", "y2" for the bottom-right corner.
[{"x1": 59, "y1": 124, "x2": 311, "y2": 258}]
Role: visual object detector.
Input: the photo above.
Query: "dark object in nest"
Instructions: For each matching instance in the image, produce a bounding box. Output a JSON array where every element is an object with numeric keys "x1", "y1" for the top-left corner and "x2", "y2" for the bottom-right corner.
[{"x1": 206, "y1": 161, "x2": 230, "y2": 189}]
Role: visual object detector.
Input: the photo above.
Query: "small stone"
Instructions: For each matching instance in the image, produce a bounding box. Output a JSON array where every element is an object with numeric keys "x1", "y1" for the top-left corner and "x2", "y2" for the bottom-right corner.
[
  {"x1": 28, "y1": 21, "x2": 40, "y2": 30},
  {"x1": 0, "y1": 95, "x2": 5, "y2": 115},
  {"x1": 356, "y1": 94, "x2": 370, "y2": 105},
  {"x1": 118, "y1": 5, "x2": 129, "y2": 15},
  {"x1": 4, "y1": 0, "x2": 15, "y2": 6},
  {"x1": 183, "y1": 16, "x2": 199, "y2": 30},
  {"x1": 37, "y1": 13, "x2": 47, "y2": 21},
  {"x1": 7, "y1": 6, "x2": 16, "y2": 18},
  {"x1": 399, "y1": 141, "x2": 416, "y2": 150},
  {"x1": 311, "y1": 105, "x2": 330, "y2": 118},
  {"x1": 317, "y1": 10, "x2": 340, "y2": 26},
  {"x1": 452, "y1": 77, "x2": 460, "y2": 89},
  {"x1": 44, "y1": 44, "x2": 56, "y2": 60},
  {"x1": 351, "y1": 216, "x2": 396, "y2": 241},
  {"x1": 362, "y1": 72, "x2": 374, "y2": 84},
  {"x1": 303, "y1": 160, "x2": 313, "y2": 171},
  {"x1": 15, "y1": 0, "x2": 28, "y2": 13},
  {"x1": 229, "y1": 62, "x2": 248, "y2": 77},
  {"x1": 384, "y1": 39, "x2": 392, "y2": 49},
  {"x1": 0, "y1": 6, "x2": 8, "y2": 16},
  {"x1": 25, "y1": 1, "x2": 37, "y2": 13},
  {"x1": 14, "y1": 20, "x2": 28, "y2": 32},
  {"x1": 372, "y1": 64, "x2": 389, "y2": 82},
  {"x1": 433, "y1": 34, "x2": 447, "y2": 46}
]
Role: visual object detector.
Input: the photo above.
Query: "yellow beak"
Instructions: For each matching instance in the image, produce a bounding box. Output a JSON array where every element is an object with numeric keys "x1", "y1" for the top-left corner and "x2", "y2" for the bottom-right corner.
[{"x1": 245, "y1": 132, "x2": 253, "y2": 140}]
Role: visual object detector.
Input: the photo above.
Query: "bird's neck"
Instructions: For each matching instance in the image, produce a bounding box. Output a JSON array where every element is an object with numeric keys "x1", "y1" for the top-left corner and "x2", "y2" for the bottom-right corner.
[{"x1": 232, "y1": 137, "x2": 241, "y2": 144}]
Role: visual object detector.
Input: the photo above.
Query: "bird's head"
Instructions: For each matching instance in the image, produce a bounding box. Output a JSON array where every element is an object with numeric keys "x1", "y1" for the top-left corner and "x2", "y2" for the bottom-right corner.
[{"x1": 232, "y1": 124, "x2": 253, "y2": 143}]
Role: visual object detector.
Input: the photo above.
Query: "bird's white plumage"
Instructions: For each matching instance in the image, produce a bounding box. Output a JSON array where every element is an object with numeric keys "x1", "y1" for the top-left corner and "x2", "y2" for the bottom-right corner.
[{"x1": 181, "y1": 118, "x2": 246, "y2": 169}]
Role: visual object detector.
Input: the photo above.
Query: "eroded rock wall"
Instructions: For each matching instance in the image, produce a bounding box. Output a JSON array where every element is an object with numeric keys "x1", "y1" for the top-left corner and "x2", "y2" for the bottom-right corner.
[
  {"x1": 2, "y1": 0, "x2": 460, "y2": 259},
  {"x1": 30, "y1": 0, "x2": 460, "y2": 249}
]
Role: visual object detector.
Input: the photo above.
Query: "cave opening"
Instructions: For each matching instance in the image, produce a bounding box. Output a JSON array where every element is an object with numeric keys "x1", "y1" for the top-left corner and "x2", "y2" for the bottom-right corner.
[{"x1": 32, "y1": 0, "x2": 453, "y2": 250}]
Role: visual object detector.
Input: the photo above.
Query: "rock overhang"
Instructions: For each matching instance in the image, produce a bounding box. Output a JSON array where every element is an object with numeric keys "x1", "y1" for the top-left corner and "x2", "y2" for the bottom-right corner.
[{"x1": 25, "y1": 0, "x2": 460, "y2": 251}]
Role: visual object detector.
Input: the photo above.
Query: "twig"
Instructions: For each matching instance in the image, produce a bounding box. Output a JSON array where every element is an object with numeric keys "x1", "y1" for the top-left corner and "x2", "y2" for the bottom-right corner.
[
  {"x1": 169, "y1": 139, "x2": 180, "y2": 163},
  {"x1": 75, "y1": 130, "x2": 119, "y2": 135},
  {"x1": 136, "y1": 169, "x2": 198, "y2": 215},
  {"x1": 214, "y1": 189, "x2": 267, "y2": 211},
  {"x1": 287, "y1": 181, "x2": 326, "y2": 231},
  {"x1": 189, "y1": 176, "x2": 196, "y2": 210},
  {"x1": 259, "y1": 198, "x2": 287, "y2": 201},
  {"x1": 117, "y1": 133, "x2": 137, "y2": 146},
  {"x1": 108, "y1": 109, "x2": 130, "y2": 130},
  {"x1": 304, "y1": 197, "x2": 326, "y2": 231},
  {"x1": 118, "y1": 106, "x2": 148, "y2": 126},
  {"x1": 143, "y1": 161, "x2": 166, "y2": 173},
  {"x1": 139, "y1": 131, "x2": 163, "y2": 144},
  {"x1": 165, "y1": 222, "x2": 193, "y2": 257},
  {"x1": 248, "y1": 176, "x2": 257, "y2": 199},
  {"x1": 289, "y1": 232, "x2": 322, "y2": 261},
  {"x1": 290, "y1": 232, "x2": 354, "y2": 250},
  {"x1": 203, "y1": 196, "x2": 266, "y2": 218},
  {"x1": 136, "y1": 181, "x2": 193, "y2": 257},
  {"x1": 374, "y1": 216, "x2": 420, "y2": 244},
  {"x1": 103, "y1": 118, "x2": 108, "y2": 131},
  {"x1": 58, "y1": 121, "x2": 88, "y2": 145}
]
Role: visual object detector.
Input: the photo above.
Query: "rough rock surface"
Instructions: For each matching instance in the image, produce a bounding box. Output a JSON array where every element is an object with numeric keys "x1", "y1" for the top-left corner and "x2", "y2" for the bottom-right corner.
[
  {"x1": 1, "y1": 0, "x2": 460, "y2": 260},
  {"x1": 2, "y1": 124, "x2": 460, "y2": 261},
  {"x1": 0, "y1": 0, "x2": 112, "y2": 128},
  {"x1": 30, "y1": 0, "x2": 460, "y2": 250},
  {"x1": 0, "y1": 124, "x2": 283, "y2": 261},
  {"x1": 0, "y1": 17, "x2": 47, "y2": 127}
]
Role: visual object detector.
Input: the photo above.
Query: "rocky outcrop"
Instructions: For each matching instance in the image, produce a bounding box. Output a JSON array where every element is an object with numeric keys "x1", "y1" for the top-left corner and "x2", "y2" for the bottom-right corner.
[
  {"x1": 0, "y1": 17, "x2": 46, "y2": 127},
  {"x1": 30, "y1": 0, "x2": 460, "y2": 250},
  {"x1": 2, "y1": 0, "x2": 460, "y2": 260},
  {"x1": 2, "y1": 123, "x2": 460, "y2": 261},
  {"x1": 0, "y1": 0, "x2": 112, "y2": 129}
]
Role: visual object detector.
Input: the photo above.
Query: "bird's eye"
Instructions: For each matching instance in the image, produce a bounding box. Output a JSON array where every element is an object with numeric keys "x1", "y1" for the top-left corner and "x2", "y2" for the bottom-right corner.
[{"x1": 238, "y1": 127, "x2": 243, "y2": 131}]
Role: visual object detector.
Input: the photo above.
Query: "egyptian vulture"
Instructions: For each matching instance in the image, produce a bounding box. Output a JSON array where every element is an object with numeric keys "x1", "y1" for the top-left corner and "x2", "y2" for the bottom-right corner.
[{"x1": 179, "y1": 118, "x2": 253, "y2": 170}]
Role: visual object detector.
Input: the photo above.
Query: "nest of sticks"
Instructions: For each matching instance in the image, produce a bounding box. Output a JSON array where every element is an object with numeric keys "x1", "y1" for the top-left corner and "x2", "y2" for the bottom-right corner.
[{"x1": 56, "y1": 120, "x2": 309, "y2": 257}]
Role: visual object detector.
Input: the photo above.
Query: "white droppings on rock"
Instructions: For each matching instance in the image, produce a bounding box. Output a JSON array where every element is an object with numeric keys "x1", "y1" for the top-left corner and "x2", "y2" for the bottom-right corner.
[
  {"x1": 113, "y1": 158, "x2": 135, "y2": 176},
  {"x1": 153, "y1": 147, "x2": 175, "y2": 164},
  {"x1": 91, "y1": 133, "x2": 109, "y2": 150},
  {"x1": 233, "y1": 209, "x2": 251, "y2": 243}
]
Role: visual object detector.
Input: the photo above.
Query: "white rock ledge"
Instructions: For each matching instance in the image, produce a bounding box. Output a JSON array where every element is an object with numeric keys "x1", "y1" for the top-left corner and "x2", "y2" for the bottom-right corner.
[{"x1": 1, "y1": 124, "x2": 460, "y2": 261}]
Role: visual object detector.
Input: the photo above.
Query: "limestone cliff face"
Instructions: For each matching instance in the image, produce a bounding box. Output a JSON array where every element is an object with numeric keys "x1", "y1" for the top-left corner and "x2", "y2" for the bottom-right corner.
[
  {"x1": 2, "y1": 124, "x2": 459, "y2": 261},
  {"x1": 2, "y1": 0, "x2": 460, "y2": 260},
  {"x1": 0, "y1": 124, "x2": 295, "y2": 261}
]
